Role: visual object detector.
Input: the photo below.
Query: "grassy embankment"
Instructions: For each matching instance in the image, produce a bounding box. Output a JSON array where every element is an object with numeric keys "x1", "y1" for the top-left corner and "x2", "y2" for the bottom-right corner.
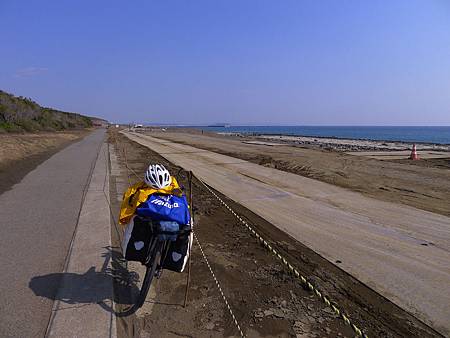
[{"x1": 0, "y1": 90, "x2": 93, "y2": 132}]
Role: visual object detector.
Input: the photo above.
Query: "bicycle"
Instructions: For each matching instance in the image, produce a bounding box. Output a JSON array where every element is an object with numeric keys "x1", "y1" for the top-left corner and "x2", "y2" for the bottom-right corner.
[
  {"x1": 135, "y1": 219, "x2": 192, "y2": 309},
  {"x1": 132, "y1": 170, "x2": 194, "y2": 310}
]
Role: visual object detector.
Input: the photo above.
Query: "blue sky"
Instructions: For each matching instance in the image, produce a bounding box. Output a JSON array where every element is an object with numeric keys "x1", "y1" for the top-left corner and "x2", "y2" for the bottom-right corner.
[{"x1": 1, "y1": 0, "x2": 450, "y2": 125}]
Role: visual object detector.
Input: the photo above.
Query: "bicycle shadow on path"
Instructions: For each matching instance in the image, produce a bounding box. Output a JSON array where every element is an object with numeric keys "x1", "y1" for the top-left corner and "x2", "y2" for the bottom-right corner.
[{"x1": 29, "y1": 247, "x2": 142, "y2": 316}]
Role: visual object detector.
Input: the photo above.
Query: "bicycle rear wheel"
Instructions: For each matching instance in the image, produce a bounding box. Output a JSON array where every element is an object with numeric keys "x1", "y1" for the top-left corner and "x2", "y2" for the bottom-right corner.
[{"x1": 136, "y1": 239, "x2": 164, "y2": 308}]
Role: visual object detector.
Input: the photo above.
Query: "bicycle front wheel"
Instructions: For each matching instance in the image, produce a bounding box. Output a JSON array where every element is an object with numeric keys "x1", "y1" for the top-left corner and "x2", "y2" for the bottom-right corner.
[{"x1": 136, "y1": 239, "x2": 164, "y2": 308}]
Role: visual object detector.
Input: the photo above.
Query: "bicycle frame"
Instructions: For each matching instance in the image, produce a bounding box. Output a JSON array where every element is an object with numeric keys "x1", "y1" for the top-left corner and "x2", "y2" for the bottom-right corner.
[{"x1": 134, "y1": 219, "x2": 192, "y2": 309}]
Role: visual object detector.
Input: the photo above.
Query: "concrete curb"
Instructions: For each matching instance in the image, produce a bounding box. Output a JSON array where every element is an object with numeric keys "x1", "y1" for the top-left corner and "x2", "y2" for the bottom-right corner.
[{"x1": 46, "y1": 142, "x2": 117, "y2": 338}]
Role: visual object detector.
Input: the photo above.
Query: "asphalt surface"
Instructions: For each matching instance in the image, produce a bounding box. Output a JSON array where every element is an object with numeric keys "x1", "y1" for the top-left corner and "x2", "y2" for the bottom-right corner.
[
  {"x1": 46, "y1": 142, "x2": 116, "y2": 338},
  {"x1": 0, "y1": 129, "x2": 105, "y2": 338},
  {"x1": 124, "y1": 131, "x2": 450, "y2": 337}
]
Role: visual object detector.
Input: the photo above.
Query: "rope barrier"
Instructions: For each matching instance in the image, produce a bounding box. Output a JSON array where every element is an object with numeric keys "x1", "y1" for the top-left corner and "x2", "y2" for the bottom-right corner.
[
  {"x1": 197, "y1": 177, "x2": 368, "y2": 338},
  {"x1": 194, "y1": 232, "x2": 246, "y2": 338},
  {"x1": 121, "y1": 144, "x2": 140, "y2": 180}
]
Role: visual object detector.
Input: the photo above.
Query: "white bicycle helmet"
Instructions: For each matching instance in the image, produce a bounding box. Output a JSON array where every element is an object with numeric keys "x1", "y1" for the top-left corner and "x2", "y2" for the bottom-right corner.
[{"x1": 144, "y1": 164, "x2": 172, "y2": 189}]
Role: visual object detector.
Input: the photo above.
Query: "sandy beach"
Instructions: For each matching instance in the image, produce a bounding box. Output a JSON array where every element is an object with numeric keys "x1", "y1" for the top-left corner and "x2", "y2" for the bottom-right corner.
[{"x1": 220, "y1": 132, "x2": 450, "y2": 152}]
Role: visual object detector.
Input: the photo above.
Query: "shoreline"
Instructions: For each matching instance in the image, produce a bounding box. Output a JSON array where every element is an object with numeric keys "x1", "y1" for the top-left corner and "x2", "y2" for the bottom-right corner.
[{"x1": 216, "y1": 132, "x2": 450, "y2": 152}]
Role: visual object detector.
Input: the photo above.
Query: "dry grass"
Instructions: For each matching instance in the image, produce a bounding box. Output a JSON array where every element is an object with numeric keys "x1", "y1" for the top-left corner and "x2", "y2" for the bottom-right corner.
[{"x1": 0, "y1": 130, "x2": 89, "y2": 167}]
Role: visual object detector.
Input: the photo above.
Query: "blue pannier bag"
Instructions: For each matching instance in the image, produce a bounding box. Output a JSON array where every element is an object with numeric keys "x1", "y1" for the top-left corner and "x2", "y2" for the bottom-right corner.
[
  {"x1": 136, "y1": 194, "x2": 190, "y2": 225},
  {"x1": 158, "y1": 221, "x2": 180, "y2": 241}
]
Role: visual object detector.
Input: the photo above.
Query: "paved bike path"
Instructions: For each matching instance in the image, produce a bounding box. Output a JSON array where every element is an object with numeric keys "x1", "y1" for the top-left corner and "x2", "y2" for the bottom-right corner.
[
  {"x1": 46, "y1": 141, "x2": 116, "y2": 338},
  {"x1": 0, "y1": 130, "x2": 106, "y2": 337}
]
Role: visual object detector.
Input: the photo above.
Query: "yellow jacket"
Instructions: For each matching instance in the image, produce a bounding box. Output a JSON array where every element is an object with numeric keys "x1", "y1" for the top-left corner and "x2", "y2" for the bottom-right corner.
[{"x1": 119, "y1": 177, "x2": 183, "y2": 225}]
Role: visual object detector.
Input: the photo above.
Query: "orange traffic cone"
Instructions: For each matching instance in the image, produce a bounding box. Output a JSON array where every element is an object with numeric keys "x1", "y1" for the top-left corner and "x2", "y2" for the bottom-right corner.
[{"x1": 409, "y1": 144, "x2": 419, "y2": 160}]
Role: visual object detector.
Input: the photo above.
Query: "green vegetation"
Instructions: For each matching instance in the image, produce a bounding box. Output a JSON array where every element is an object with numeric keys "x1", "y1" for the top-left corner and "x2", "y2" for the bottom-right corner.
[{"x1": 0, "y1": 90, "x2": 94, "y2": 132}]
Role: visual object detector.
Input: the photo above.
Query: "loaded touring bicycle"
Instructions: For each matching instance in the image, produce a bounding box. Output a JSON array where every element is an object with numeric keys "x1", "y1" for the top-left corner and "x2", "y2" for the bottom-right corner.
[{"x1": 120, "y1": 166, "x2": 194, "y2": 309}]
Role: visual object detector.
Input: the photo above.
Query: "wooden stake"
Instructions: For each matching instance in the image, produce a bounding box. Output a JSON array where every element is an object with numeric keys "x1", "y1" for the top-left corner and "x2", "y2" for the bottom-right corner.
[{"x1": 184, "y1": 171, "x2": 194, "y2": 307}]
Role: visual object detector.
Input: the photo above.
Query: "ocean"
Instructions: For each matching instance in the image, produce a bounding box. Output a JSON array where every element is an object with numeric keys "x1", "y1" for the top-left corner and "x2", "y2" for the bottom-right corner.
[{"x1": 198, "y1": 126, "x2": 450, "y2": 145}]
